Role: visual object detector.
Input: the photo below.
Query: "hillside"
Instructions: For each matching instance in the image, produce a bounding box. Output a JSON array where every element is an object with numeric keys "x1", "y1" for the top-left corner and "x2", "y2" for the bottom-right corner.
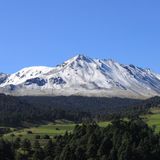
[
  {"x1": 0, "y1": 94, "x2": 160, "y2": 127},
  {"x1": 1, "y1": 55, "x2": 160, "y2": 98}
]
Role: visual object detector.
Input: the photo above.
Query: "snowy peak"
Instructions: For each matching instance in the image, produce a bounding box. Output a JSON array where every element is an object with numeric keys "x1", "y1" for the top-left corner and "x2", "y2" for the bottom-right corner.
[
  {"x1": 61, "y1": 54, "x2": 93, "y2": 68},
  {"x1": 0, "y1": 55, "x2": 160, "y2": 98},
  {"x1": 1, "y1": 66, "x2": 53, "y2": 86},
  {"x1": 73, "y1": 54, "x2": 94, "y2": 63},
  {"x1": 73, "y1": 54, "x2": 89, "y2": 61}
]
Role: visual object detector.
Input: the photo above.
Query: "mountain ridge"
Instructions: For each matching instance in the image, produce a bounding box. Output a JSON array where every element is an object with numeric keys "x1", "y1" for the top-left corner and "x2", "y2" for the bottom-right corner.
[{"x1": 0, "y1": 54, "x2": 160, "y2": 99}]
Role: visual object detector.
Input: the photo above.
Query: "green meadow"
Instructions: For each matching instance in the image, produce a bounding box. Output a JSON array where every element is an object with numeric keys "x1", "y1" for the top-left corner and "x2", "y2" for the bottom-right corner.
[
  {"x1": 3, "y1": 121, "x2": 111, "y2": 142},
  {"x1": 3, "y1": 108, "x2": 160, "y2": 143},
  {"x1": 142, "y1": 108, "x2": 160, "y2": 133},
  {"x1": 3, "y1": 122, "x2": 75, "y2": 141}
]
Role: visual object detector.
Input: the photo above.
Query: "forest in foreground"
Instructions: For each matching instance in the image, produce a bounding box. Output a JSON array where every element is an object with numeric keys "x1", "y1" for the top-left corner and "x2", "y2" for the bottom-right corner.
[{"x1": 1, "y1": 118, "x2": 160, "y2": 160}]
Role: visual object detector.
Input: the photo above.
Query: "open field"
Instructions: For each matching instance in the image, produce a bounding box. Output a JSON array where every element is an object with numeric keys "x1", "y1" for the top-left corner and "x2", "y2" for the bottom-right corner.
[
  {"x1": 3, "y1": 122, "x2": 76, "y2": 141},
  {"x1": 3, "y1": 120, "x2": 111, "y2": 142},
  {"x1": 3, "y1": 108, "x2": 160, "y2": 143},
  {"x1": 98, "y1": 121, "x2": 111, "y2": 127},
  {"x1": 142, "y1": 108, "x2": 160, "y2": 133}
]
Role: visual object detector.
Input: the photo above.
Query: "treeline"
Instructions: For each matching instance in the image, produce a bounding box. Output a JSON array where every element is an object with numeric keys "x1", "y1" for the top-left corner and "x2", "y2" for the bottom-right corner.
[
  {"x1": 0, "y1": 94, "x2": 90, "y2": 127},
  {"x1": 20, "y1": 95, "x2": 160, "y2": 118},
  {"x1": 1, "y1": 119, "x2": 160, "y2": 160},
  {"x1": 0, "y1": 94, "x2": 160, "y2": 127},
  {"x1": 21, "y1": 96, "x2": 146, "y2": 120}
]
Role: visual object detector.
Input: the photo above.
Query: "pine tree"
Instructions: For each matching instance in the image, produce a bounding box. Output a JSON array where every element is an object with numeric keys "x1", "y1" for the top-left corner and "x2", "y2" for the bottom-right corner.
[
  {"x1": 33, "y1": 140, "x2": 41, "y2": 150},
  {"x1": 21, "y1": 139, "x2": 31, "y2": 155},
  {"x1": 14, "y1": 137, "x2": 21, "y2": 149},
  {"x1": 44, "y1": 139, "x2": 54, "y2": 158}
]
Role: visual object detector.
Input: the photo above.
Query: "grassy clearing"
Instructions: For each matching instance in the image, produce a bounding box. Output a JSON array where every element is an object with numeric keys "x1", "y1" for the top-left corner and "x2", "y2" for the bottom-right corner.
[
  {"x1": 3, "y1": 122, "x2": 76, "y2": 141},
  {"x1": 3, "y1": 108, "x2": 160, "y2": 143},
  {"x1": 2, "y1": 109, "x2": 160, "y2": 147},
  {"x1": 98, "y1": 121, "x2": 111, "y2": 127},
  {"x1": 3, "y1": 120, "x2": 110, "y2": 142},
  {"x1": 143, "y1": 108, "x2": 160, "y2": 133}
]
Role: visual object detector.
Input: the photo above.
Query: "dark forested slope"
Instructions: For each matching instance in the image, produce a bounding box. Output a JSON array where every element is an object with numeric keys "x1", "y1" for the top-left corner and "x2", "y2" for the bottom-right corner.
[{"x1": 0, "y1": 94, "x2": 160, "y2": 126}]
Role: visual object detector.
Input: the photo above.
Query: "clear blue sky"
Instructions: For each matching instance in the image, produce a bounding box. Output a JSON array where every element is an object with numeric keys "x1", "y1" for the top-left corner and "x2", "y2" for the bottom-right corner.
[{"x1": 0, "y1": 0, "x2": 160, "y2": 73}]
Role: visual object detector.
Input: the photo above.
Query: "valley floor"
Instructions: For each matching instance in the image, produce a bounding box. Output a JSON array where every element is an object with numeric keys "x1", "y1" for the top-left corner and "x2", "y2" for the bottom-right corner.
[
  {"x1": 2, "y1": 109, "x2": 160, "y2": 144},
  {"x1": 2, "y1": 121, "x2": 110, "y2": 144}
]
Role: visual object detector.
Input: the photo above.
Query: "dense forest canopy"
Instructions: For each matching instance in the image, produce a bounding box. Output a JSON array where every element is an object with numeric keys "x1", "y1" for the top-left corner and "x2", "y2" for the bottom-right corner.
[{"x1": 0, "y1": 94, "x2": 160, "y2": 127}]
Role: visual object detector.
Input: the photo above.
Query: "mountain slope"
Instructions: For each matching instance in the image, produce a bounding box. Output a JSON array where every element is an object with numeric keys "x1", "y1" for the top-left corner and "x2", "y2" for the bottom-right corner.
[
  {"x1": 0, "y1": 55, "x2": 160, "y2": 98},
  {"x1": 0, "y1": 73, "x2": 9, "y2": 84}
]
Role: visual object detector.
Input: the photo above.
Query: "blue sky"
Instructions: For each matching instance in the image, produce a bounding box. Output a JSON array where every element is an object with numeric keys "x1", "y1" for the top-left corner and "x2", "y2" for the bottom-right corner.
[{"x1": 0, "y1": 0, "x2": 160, "y2": 73}]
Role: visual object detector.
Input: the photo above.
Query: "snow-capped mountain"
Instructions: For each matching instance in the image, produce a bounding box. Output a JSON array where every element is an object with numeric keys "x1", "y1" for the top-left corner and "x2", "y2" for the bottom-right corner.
[{"x1": 0, "y1": 54, "x2": 160, "y2": 98}]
